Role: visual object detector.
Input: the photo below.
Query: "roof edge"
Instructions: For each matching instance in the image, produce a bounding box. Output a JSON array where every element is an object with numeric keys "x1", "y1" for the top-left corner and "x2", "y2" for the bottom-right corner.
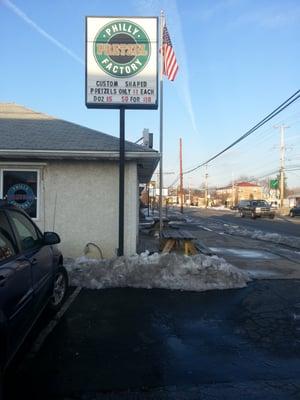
[{"x1": 0, "y1": 149, "x2": 160, "y2": 160}]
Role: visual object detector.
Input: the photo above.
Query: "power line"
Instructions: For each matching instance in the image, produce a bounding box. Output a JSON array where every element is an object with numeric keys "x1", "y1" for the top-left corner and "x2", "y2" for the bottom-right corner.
[
  {"x1": 183, "y1": 89, "x2": 300, "y2": 175},
  {"x1": 168, "y1": 175, "x2": 180, "y2": 188},
  {"x1": 289, "y1": 171, "x2": 300, "y2": 178}
]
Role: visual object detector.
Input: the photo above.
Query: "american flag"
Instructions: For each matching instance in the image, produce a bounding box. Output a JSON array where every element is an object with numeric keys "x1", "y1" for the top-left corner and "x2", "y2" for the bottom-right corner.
[{"x1": 162, "y1": 24, "x2": 178, "y2": 81}]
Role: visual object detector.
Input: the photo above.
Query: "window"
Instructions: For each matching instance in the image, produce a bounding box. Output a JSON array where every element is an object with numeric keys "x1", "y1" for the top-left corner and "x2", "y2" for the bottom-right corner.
[
  {"x1": 9, "y1": 210, "x2": 42, "y2": 252},
  {"x1": 255, "y1": 200, "x2": 268, "y2": 207},
  {"x1": 0, "y1": 211, "x2": 17, "y2": 262},
  {"x1": 1, "y1": 170, "x2": 38, "y2": 218}
]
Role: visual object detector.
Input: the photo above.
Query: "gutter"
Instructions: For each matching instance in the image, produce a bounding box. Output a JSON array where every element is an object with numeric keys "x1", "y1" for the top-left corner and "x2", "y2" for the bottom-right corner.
[{"x1": 0, "y1": 149, "x2": 160, "y2": 160}]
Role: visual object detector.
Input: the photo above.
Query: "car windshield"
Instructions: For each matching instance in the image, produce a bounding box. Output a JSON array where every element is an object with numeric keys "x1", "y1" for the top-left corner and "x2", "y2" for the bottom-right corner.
[{"x1": 252, "y1": 201, "x2": 268, "y2": 207}]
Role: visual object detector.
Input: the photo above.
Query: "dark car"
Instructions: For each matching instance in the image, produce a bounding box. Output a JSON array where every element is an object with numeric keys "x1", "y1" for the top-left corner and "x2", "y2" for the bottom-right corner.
[
  {"x1": 289, "y1": 206, "x2": 300, "y2": 217},
  {"x1": 240, "y1": 199, "x2": 275, "y2": 219},
  {"x1": 0, "y1": 202, "x2": 68, "y2": 382},
  {"x1": 231, "y1": 200, "x2": 251, "y2": 211}
]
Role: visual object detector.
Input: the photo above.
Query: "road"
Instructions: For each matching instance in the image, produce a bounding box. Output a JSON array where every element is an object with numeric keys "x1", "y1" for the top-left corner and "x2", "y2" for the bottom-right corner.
[
  {"x1": 4, "y1": 282, "x2": 300, "y2": 399},
  {"x1": 164, "y1": 206, "x2": 300, "y2": 279},
  {"x1": 183, "y1": 207, "x2": 300, "y2": 237}
]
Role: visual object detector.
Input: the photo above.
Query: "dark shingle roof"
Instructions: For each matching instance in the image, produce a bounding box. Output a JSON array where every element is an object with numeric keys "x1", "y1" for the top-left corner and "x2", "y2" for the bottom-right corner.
[{"x1": 0, "y1": 103, "x2": 155, "y2": 153}]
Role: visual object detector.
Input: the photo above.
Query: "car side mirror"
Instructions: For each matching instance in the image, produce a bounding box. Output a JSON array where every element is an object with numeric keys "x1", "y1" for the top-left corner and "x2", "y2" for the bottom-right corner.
[{"x1": 43, "y1": 232, "x2": 61, "y2": 245}]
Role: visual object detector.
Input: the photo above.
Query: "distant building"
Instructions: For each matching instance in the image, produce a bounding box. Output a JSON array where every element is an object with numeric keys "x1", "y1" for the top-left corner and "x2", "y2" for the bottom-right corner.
[
  {"x1": 215, "y1": 181, "x2": 263, "y2": 206},
  {"x1": 0, "y1": 103, "x2": 159, "y2": 258},
  {"x1": 287, "y1": 193, "x2": 300, "y2": 207},
  {"x1": 235, "y1": 182, "x2": 263, "y2": 202}
]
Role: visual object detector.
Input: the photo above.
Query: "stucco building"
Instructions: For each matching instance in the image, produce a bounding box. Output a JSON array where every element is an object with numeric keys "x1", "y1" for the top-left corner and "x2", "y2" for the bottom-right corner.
[
  {"x1": 0, "y1": 103, "x2": 159, "y2": 258},
  {"x1": 215, "y1": 181, "x2": 263, "y2": 206}
]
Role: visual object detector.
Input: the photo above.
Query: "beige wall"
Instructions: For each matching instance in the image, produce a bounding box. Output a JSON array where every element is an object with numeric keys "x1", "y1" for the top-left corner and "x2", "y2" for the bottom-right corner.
[
  {"x1": 1, "y1": 160, "x2": 138, "y2": 259},
  {"x1": 42, "y1": 160, "x2": 138, "y2": 259},
  {"x1": 236, "y1": 186, "x2": 263, "y2": 201},
  {"x1": 215, "y1": 185, "x2": 263, "y2": 204}
]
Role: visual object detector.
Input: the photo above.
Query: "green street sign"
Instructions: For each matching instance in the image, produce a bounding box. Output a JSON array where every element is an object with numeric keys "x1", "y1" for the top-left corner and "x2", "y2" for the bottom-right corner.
[{"x1": 270, "y1": 179, "x2": 279, "y2": 189}]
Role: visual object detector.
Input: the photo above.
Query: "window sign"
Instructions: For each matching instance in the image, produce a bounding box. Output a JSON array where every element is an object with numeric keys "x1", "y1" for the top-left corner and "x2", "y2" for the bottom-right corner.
[
  {"x1": 86, "y1": 17, "x2": 158, "y2": 109},
  {"x1": 2, "y1": 171, "x2": 38, "y2": 218}
]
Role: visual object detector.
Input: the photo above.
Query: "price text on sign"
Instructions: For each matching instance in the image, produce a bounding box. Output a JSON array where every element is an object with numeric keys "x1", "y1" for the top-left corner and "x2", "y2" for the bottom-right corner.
[{"x1": 86, "y1": 17, "x2": 158, "y2": 109}]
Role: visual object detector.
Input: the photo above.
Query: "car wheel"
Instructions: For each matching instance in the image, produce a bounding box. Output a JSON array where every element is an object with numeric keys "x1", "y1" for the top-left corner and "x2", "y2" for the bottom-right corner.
[
  {"x1": 251, "y1": 212, "x2": 256, "y2": 219},
  {"x1": 49, "y1": 266, "x2": 68, "y2": 311},
  {"x1": 269, "y1": 214, "x2": 275, "y2": 219},
  {"x1": 0, "y1": 371, "x2": 3, "y2": 400}
]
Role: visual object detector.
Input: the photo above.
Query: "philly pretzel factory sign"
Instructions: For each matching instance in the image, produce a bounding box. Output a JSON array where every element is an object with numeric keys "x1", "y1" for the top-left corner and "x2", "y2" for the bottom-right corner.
[{"x1": 86, "y1": 17, "x2": 158, "y2": 109}]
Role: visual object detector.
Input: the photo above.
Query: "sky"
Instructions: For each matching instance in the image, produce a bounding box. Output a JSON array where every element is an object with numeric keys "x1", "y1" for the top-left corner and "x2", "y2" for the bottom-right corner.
[{"x1": 1, "y1": 0, "x2": 300, "y2": 189}]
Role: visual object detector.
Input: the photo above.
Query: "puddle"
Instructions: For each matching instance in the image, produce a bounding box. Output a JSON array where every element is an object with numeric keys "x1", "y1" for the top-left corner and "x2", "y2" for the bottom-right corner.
[{"x1": 209, "y1": 247, "x2": 278, "y2": 260}]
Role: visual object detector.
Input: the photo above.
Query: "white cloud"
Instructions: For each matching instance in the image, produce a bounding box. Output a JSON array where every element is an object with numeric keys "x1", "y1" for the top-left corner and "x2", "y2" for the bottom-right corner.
[
  {"x1": 2, "y1": 0, "x2": 84, "y2": 65},
  {"x1": 133, "y1": 0, "x2": 201, "y2": 136}
]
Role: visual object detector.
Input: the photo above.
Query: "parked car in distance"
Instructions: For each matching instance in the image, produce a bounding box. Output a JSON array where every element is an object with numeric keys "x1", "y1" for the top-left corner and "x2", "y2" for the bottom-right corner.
[
  {"x1": 289, "y1": 206, "x2": 300, "y2": 217},
  {"x1": 0, "y1": 202, "x2": 68, "y2": 381},
  {"x1": 239, "y1": 200, "x2": 275, "y2": 219}
]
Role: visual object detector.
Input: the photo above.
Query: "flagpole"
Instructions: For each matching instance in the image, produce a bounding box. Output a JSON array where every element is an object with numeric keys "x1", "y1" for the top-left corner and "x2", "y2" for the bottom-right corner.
[{"x1": 159, "y1": 10, "x2": 164, "y2": 237}]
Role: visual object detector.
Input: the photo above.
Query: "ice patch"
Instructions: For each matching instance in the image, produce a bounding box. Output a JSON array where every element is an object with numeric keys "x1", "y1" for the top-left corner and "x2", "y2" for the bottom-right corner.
[
  {"x1": 246, "y1": 269, "x2": 282, "y2": 279},
  {"x1": 65, "y1": 252, "x2": 250, "y2": 292},
  {"x1": 209, "y1": 247, "x2": 278, "y2": 260}
]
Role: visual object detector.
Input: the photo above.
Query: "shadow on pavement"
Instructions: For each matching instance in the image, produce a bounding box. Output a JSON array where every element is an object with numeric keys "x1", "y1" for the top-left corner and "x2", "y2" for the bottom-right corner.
[{"x1": 4, "y1": 280, "x2": 300, "y2": 399}]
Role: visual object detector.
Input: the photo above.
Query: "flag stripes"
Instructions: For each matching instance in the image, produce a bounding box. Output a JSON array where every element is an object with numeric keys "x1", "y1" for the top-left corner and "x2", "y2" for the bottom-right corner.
[{"x1": 162, "y1": 24, "x2": 178, "y2": 81}]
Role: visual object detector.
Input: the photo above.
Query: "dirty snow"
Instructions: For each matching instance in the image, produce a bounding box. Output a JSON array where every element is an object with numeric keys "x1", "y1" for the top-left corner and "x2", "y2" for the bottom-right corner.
[
  {"x1": 223, "y1": 225, "x2": 300, "y2": 250},
  {"x1": 65, "y1": 252, "x2": 250, "y2": 292}
]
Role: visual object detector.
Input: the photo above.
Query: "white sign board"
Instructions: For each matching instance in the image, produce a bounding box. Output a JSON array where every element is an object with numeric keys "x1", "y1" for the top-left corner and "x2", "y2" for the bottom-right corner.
[
  {"x1": 149, "y1": 188, "x2": 168, "y2": 197},
  {"x1": 86, "y1": 17, "x2": 158, "y2": 109}
]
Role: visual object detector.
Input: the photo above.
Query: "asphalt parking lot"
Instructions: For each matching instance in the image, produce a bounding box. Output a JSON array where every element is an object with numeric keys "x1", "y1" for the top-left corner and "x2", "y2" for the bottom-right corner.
[{"x1": 4, "y1": 280, "x2": 300, "y2": 400}]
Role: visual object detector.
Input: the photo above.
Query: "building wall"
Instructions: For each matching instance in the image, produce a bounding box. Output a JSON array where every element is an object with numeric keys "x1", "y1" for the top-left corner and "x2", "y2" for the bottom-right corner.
[
  {"x1": 216, "y1": 185, "x2": 263, "y2": 204},
  {"x1": 43, "y1": 160, "x2": 138, "y2": 258},
  {"x1": 0, "y1": 160, "x2": 138, "y2": 259},
  {"x1": 236, "y1": 186, "x2": 263, "y2": 201}
]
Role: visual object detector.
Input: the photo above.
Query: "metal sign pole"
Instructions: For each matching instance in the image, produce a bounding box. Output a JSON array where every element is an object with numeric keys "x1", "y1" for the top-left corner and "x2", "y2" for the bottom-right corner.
[
  {"x1": 118, "y1": 107, "x2": 125, "y2": 256},
  {"x1": 159, "y1": 10, "x2": 165, "y2": 236}
]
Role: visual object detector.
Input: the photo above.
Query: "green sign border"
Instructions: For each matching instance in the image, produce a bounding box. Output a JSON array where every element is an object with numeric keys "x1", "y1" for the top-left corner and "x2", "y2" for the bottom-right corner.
[{"x1": 93, "y1": 19, "x2": 151, "y2": 78}]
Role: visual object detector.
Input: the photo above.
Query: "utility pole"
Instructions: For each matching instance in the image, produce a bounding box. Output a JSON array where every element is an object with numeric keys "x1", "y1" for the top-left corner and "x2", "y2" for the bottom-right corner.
[
  {"x1": 179, "y1": 138, "x2": 184, "y2": 213},
  {"x1": 231, "y1": 172, "x2": 235, "y2": 207},
  {"x1": 204, "y1": 164, "x2": 208, "y2": 208},
  {"x1": 274, "y1": 125, "x2": 289, "y2": 209}
]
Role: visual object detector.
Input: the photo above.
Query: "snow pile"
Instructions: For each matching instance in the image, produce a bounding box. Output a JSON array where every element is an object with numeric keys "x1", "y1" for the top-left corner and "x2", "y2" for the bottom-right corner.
[
  {"x1": 140, "y1": 208, "x2": 158, "y2": 219},
  {"x1": 65, "y1": 252, "x2": 250, "y2": 292},
  {"x1": 251, "y1": 230, "x2": 300, "y2": 249}
]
